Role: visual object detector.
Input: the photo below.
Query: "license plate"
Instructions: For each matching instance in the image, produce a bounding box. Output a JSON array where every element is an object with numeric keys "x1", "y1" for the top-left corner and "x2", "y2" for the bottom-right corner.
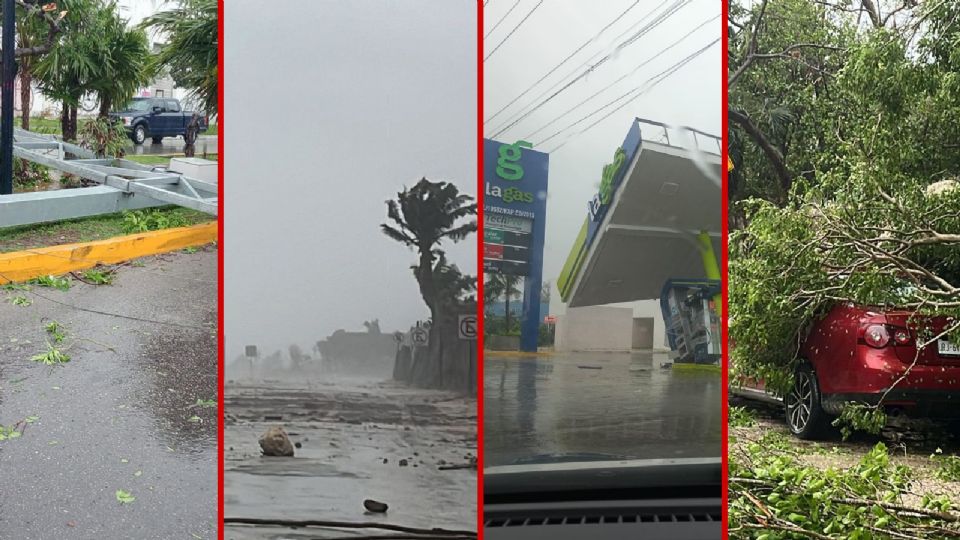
[{"x1": 939, "y1": 340, "x2": 960, "y2": 356}]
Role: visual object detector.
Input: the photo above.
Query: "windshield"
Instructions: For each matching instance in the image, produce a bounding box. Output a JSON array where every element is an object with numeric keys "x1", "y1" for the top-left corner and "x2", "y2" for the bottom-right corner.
[
  {"x1": 120, "y1": 98, "x2": 152, "y2": 112},
  {"x1": 483, "y1": 1, "x2": 722, "y2": 474}
]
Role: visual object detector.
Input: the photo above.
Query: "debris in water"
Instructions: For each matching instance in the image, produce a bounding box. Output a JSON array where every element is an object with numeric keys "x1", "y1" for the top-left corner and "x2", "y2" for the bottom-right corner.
[
  {"x1": 294, "y1": 441, "x2": 302, "y2": 449},
  {"x1": 399, "y1": 459, "x2": 408, "y2": 467},
  {"x1": 577, "y1": 365, "x2": 602, "y2": 370},
  {"x1": 264, "y1": 415, "x2": 283, "y2": 421},
  {"x1": 363, "y1": 499, "x2": 388, "y2": 513},
  {"x1": 258, "y1": 426, "x2": 294, "y2": 457}
]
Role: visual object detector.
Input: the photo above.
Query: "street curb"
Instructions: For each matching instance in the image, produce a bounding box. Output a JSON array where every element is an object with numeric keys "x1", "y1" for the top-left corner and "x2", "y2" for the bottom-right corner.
[{"x1": 0, "y1": 221, "x2": 217, "y2": 284}]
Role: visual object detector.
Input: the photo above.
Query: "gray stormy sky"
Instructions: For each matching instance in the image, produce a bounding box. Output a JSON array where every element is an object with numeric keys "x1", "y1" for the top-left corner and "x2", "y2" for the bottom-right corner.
[
  {"x1": 225, "y1": 0, "x2": 477, "y2": 358},
  {"x1": 484, "y1": 0, "x2": 721, "y2": 297}
]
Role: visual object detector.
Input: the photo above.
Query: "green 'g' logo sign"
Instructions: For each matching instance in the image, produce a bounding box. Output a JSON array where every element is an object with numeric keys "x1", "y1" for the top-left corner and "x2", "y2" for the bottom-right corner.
[{"x1": 496, "y1": 140, "x2": 532, "y2": 181}]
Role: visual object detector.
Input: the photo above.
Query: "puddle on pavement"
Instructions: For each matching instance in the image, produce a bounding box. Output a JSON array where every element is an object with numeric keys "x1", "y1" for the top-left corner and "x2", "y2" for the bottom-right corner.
[
  {"x1": 0, "y1": 252, "x2": 217, "y2": 538},
  {"x1": 484, "y1": 351, "x2": 722, "y2": 466}
]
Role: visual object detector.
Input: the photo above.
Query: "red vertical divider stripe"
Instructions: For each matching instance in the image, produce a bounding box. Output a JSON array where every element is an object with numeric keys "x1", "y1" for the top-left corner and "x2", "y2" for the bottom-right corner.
[
  {"x1": 476, "y1": 1, "x2": 485, "y2": 538},
  {"x1": 217, "y1": 0, "x2": 225, "y2": 537},
  {"x1": 720, "y1": 1, "x2": 730, "y2": 539}
]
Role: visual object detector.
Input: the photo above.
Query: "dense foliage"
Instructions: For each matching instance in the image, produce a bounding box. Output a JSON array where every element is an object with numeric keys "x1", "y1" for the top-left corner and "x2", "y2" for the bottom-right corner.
[
  {"x1": 140, "y1": 0, "x2": 218, "y2": 114},
  {"x1": 729, "y1": 0, "x2": 960, "y2": 397}
]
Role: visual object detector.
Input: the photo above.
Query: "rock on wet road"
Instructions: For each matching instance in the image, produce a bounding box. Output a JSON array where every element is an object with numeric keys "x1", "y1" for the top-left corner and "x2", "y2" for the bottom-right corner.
[
  {"x1": 0, "y1": 247, "x2": 218, "y2": 539},
  {"x1": 484, "y1": 351, "x2": 722, "y2": 466}
]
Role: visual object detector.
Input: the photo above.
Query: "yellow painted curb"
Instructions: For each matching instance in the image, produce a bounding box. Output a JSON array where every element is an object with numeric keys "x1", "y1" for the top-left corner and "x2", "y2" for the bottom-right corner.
[{"x1": 0, "y1": 221, "x2": 217, "y2": 284}]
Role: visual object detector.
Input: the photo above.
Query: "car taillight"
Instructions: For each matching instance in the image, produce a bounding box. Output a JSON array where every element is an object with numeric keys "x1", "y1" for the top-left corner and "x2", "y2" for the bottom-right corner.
[
  {"x1": 863, "y1": 324, "x2": 890, "y2": 348},
  {"x1": 892, "y1": 327, "x2": 912, "y2": 346}
]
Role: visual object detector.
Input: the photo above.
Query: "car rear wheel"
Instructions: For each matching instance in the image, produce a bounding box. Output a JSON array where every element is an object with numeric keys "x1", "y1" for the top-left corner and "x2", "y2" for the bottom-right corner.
[
  {"x1": 785, "y1": 365, "x2": 829, "y2": 439},
  {"x1": 132, "y1": 124, "x2": 147, "y2": 145}
]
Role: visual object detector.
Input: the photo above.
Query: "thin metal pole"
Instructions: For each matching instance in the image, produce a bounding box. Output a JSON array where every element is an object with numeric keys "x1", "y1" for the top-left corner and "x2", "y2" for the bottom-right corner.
[{"x1": 0, "y1": 0, "x2": 15, "y2": 195}]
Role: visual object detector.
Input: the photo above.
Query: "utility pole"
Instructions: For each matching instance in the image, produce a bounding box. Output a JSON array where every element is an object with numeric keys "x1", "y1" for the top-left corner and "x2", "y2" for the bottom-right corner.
[{"x1": 0, "y1": 0, "x2": 15, "y2": 195}]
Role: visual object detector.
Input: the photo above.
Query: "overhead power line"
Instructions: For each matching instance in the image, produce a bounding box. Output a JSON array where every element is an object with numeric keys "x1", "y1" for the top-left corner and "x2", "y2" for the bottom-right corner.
[
  {"x1": 484, "y1": 0, "x2": 643, "y2": 126},
  {"x1": 524, "y1": 14, "x2": 719, "y2": 141},
  {"x1": 488, "y1": 0, "x2": 690, "y2": 139},
  {"x1": 545, "y1": 37, "x2": 721, "y2": 152},
  {"x1": 487, "y1": 0, "x2": 672, "y2": 134},
  {"x1": 485, "y1": 0, "x2": 545, "y2": 62},
  {"x1": 487, "y1": 0, "x2": 677, "y2": 136},
  {"x1": 484, "y1": 0, "x2": 520, "y2": 39}
]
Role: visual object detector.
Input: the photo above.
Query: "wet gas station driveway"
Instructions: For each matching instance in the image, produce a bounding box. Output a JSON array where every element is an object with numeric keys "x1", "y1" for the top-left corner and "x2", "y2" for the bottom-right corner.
[
  {"x1": 484, "y1": 351, "x2": 722, "y2": 467},
  {"x1": 224, "y1": 378, "x2": 477, "y2": 539},
  {"x1": 0, "y1": 247, "x2": 218, "y2": 539}
]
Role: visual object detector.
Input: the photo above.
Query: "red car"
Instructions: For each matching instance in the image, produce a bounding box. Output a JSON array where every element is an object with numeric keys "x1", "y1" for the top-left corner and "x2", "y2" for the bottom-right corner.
[{"x1": 735, "y1": 302, "x2": 960, "y2": 439}]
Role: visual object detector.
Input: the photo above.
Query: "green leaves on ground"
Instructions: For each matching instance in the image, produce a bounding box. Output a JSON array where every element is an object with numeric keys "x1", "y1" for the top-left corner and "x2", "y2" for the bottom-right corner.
[
  {"x1": 730, "y1": 437, "x2": 960, "y2": 538},
  {"x1": 7, "y1": 295, "x2": 32, "y2": 307},
  {"x1": 32, "y1": 274, "x2": 71, "y2": 291},
  {"x1": 115, "y1": 489, "x2": 135, "y2": 504},
  {"x1": 83, "y1": 268, "x2": 115, "y2": 285},
  {"x1": 45, "y1": 321, "x2": 66, "y2": 343},
  {"x1": 31, "y1": 344, "x2": 70, "y2": 365}
]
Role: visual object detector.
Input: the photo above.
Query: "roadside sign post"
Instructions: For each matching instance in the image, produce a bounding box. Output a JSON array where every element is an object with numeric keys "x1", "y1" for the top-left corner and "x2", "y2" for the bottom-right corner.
[
  {"x1": 458, "y1": 314, "x2": 477, "y2": 340},
  {"x1": 483, "y1": 139, "x2": 548, "y2": 352},
  {"x1": 411, "y1": 327, "x2": 429, "y2": 347}
]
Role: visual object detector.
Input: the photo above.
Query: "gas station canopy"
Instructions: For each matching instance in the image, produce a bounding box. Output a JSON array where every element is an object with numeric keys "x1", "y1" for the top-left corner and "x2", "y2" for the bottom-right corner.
[{"x1": 558, "y1": 119, "x2": 722, "y2": 308}]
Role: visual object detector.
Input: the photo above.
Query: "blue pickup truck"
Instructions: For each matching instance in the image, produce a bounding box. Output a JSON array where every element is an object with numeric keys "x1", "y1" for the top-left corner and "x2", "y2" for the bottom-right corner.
[{"x1": 110, "y1": 97, "x2": 209, "y2": 145}]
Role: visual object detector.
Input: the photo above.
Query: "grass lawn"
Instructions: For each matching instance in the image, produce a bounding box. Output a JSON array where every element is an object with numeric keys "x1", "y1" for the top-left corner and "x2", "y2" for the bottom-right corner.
[{"x1": 0, "y1": 206, "x2": 212, "y2": 253}]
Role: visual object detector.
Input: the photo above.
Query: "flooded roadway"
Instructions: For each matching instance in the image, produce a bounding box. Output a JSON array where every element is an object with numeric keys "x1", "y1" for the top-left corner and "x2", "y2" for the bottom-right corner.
[
  {"x1": 224, "y1": 376, "x2": 477, "y2": 539},
  {"x1": 484, "y1": 351, "x2": 722, "y2": 467},
  {"x1": 0, "y1": 247, "x2": 218, "y2": 539}
]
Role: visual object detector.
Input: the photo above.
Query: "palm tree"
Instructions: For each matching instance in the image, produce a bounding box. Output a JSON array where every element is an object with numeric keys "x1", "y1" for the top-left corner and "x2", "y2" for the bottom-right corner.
[
  {"x1": 34, "y1": 0, "x2": 112, "y2": 141},
  {"x1": 93, "y1": 10, "x2": 153, "y2": 118},
  {"x1": 486, "y1": 273, "x2": 522, "y2": 332},
  {"x1": 140, "y1": 0, "x2": 218, "y2": 115},
  {"x1": 381, "y1": 178, "x2": 476, "y2": 320}
]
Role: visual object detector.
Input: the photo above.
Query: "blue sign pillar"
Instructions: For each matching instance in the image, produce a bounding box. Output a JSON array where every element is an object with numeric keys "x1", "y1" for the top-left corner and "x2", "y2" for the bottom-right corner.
[{"x1": 483, "y1": 139, "x2": 549, "y2": 353}]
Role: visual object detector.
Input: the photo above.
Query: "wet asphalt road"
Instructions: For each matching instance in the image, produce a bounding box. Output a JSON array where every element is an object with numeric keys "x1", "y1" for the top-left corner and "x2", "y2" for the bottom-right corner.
[
  {"x1": 224, "y1": 376, "x2": 477, "y2": 539},
  {"x1": 126, "y1": 135, "x2": 218, "y2": 156},
  {"x1": 0, "y1": 248, "x2": 218, "y2": 539},
  {"x1": 484, "y1": 351, "x2": 722, "y2": 467}
]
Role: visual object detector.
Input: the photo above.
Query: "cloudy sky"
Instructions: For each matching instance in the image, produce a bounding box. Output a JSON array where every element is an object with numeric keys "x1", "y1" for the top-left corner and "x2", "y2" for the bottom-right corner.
[
  {"x1": 484, "y1": 0, "x2": 722, "y2": 294},
  {"x1": 225, "y1": 0, "x2": 477, "y2": 358}
]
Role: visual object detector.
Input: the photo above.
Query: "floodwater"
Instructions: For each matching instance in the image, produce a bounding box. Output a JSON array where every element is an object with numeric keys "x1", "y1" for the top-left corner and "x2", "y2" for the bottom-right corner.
[
  {"x1": 0, "y1": 249, "x2": 218, "y2": 539},
  {"x1": 224, "y1": 376, "x2": 477, "y2": 540},
  {"x1": 484, "y1": 351, "x2": 722, "y2": 466}
]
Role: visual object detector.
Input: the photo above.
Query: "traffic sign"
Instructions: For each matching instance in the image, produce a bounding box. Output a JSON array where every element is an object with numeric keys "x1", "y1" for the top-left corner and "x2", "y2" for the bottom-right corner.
[
  {"x1": 458, "y1": 314, "x2": 477, "y2": 340},
  {"x1": 245, "y1": 345, "x2": 258, "y2": 357},
  {"x1": 411, "y1": 328, "x2": 429, "y2": 347}
]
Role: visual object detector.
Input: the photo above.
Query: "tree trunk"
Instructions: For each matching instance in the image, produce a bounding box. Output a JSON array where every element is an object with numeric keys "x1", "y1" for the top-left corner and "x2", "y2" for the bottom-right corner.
[
  {"x1": 60, "y1": 104, "x2": 79, "y2": 142},
  {"x1": 60, "y1": 104, "x2": 69, "y2": 140},
  {"x1": 98, "y1": 96, "x2": 111, "y2": 118},
  {"x1": 19, "y1": 70, "x2": 30, "y2": 130},
  {"x1": 504, "y1": 293, "x2": 511, "y2": 333}
]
